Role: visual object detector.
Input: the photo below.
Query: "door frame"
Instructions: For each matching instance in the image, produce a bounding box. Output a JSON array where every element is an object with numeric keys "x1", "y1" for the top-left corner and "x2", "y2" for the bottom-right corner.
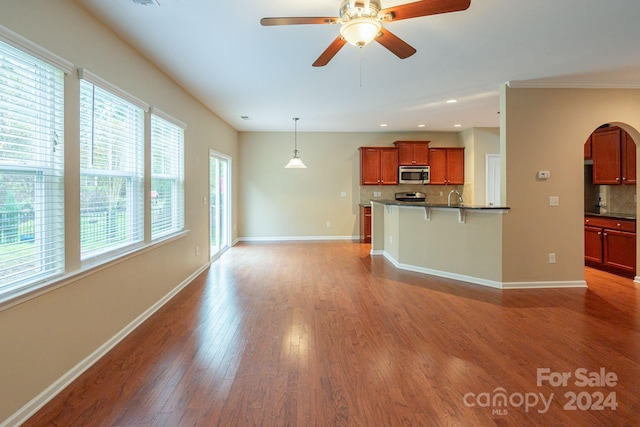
[
  {"x1": 485, "y1": 154, "x2": 501, "y2": 207},
  {"x1": 209, "y1": 149, "x2": 232, "y2": 262}
]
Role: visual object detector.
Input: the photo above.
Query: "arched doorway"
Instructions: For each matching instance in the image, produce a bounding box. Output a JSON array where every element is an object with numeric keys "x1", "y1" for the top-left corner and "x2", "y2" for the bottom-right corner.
[{"x1": 583, "y1": 123, "x2": 637, "y2": 278}]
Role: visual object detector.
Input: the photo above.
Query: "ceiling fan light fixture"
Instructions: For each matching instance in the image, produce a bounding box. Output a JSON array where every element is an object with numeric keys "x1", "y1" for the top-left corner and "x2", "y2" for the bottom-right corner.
[
  {"x1": 340, "y1": 18, "x2": 381, "y2": 47},
  {"x1": 285, "y1": 118, "x2": 307, "y2": 169}
]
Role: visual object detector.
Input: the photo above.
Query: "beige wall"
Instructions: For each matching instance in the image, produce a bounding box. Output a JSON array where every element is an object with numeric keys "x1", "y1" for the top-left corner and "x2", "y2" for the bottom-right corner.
[
  {"x1": 501, "y1": 86, "x2": 640, "y2": 283},
  {"x1": 0, "y1": 0, "x2": 238, "y2": 422},
  {"x1": 386, "y1": 205, "x2": 504, "y2": 284},
  {"x1": 238, "y1": 131, "x2": 464, "y2": 239}
]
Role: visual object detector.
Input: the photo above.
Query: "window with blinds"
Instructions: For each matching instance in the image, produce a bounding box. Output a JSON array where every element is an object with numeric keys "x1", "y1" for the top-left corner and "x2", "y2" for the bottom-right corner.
[
  {"x1": 79, "y1": 79, "x2": 144, "y2": 259},
  {"x1": 151, "y1": 113, "x2": 184, "y2": 239},
  {"x1": 0, "y1": 40, "x2": 65, "y2": 292}
]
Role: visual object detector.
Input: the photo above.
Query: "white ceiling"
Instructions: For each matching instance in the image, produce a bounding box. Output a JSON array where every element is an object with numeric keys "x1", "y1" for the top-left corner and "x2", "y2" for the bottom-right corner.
[{"x1": 75, "y1": 0, "x2": 640, "y2": 132}]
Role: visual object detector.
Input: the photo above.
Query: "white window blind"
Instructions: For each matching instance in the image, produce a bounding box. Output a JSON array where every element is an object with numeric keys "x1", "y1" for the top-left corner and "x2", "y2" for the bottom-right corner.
[
  {"x1": 150, "y1": 112, "x2": 184, "y2": 239},
  {"x1": 0, "y1": 40, "x2": 65, "y2": 294},
  {"x1": 79, "y1": 79, "x2": 144, "y2": 259}
]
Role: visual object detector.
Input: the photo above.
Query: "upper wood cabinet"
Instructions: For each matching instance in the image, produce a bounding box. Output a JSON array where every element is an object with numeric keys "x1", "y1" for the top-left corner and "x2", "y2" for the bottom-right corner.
[
  {"x1": 584, "y1": 135, "x2": 592, "y2": 159},
  {"x1": 394, "y1": 141, "x2": 430, "y2": 165},
  {"x1": 622, "y1": 129, "x2": 636, "y2": 184},
  {"x1": 591, "y1": 126, "x2": 636, "y2": 185},
  {"x1": 428, "y1": 148, "x2": 465, "y2": 185},
  {"x1": 359, "y1": 147, "x2": 399, "y2": 185}
]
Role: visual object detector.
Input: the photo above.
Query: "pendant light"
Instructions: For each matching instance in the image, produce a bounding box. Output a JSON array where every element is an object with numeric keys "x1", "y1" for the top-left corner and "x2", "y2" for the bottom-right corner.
[{"x1": 285, "y1": 117, "x2": 307, "y2": 168}]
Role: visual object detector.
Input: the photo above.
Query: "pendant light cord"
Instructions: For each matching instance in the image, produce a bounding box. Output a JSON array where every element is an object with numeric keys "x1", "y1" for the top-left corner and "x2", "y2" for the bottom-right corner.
[{"x1": 293, "y1": 117, "x2": 299, "y2": 154}]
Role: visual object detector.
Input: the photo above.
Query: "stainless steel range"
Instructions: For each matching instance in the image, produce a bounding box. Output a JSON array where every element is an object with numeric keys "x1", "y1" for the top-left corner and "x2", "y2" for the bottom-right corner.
[{"x1": 395, "y1": 192, "x2": 426, "y2": 202}]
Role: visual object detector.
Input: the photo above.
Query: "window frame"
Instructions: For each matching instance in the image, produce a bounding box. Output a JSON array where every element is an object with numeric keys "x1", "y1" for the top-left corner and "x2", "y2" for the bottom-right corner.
[
  {"x1": 78, "y1": 70, "x2": 148, "y2": 263},
  {"x1": 150, "y1": 107, "x2": 186, "y2": 240},
  {"x1": 0, "y1": 30, "x2": 70, "y2": 300}
]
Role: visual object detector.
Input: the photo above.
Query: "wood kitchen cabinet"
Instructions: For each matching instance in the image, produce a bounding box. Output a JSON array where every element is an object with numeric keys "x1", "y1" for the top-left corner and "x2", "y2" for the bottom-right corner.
[
  {"x1": 394, "y1": 141, "x2": 430, "y2": 165},
  {"x1": 584, "y1": 215, "x2": 636, "y2": 277},
  {"x1": 622, "y1": 129, "x2": 636, "y2": 184},
  {"x1": 428, "y1": 148, "x2": 465, "y2": 185},
  {"x1": 359, "y1": 205, "x2": 372, "y2": 243},
  {"x1": 359, "y1": 147, "x2": 399, "y2": 185},
  {"x1": 584, "y1": 135, "x2": 592, "y2": 159},
  {"x1": 591, "y1": 126, "x2": 636, "y2": 185}
]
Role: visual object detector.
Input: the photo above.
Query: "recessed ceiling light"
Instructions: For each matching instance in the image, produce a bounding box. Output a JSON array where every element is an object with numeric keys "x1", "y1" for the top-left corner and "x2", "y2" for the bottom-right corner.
[
  {"x1": 418, "y1": 124, "x2": 426, "y2": 128},
  {"x1": 132, "y1": 0, "x2": 160, "y2": 5},
  {"x1": 454, "y1": 124, "x2": 462, "y2": 127},
  {"x1": 446, "y1": 99, "x2": 458, "y2": 104},
  {"x1": 379, "y1": 124, "x2": 388, "y2": 127}
]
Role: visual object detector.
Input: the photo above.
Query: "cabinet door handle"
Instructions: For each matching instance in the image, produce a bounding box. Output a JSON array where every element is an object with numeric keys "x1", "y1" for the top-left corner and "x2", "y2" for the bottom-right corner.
[
  {"x1": 598, "y1": 232, "x2": 602, "y2": 235},
  {"x1": 616, "y1": 177, "x2": 620, "y2": 181},
  {"x1": 617, "y1": 223, "x2": 621, "y2": 227}
]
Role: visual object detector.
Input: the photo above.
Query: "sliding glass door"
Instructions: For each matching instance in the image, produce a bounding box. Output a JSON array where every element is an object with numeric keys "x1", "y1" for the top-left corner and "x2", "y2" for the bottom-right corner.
[{"x1": 209, "y1": 150, "x2": 230, "y2": 260}]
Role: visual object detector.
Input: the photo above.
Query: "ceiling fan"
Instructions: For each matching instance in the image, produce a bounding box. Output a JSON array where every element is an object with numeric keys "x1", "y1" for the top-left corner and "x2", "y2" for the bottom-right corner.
[{"x1": 261, "y1": 0, "x2": 471, "y2": 67}]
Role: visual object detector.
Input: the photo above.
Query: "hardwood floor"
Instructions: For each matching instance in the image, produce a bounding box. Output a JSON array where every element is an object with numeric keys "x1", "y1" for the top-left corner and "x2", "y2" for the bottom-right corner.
[{"x1": 23, "y1": 242, "x2": 640, "y2": 426}]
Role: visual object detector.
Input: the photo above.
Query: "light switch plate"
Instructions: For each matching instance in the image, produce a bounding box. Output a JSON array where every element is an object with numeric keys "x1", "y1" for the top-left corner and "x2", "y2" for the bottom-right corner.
[{"x1": 549, "y1": 196, "x2": 559, "y2": 206}]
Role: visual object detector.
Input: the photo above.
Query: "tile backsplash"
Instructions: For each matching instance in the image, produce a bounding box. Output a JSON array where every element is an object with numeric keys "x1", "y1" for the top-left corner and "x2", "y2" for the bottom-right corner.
[
  {"x1": 360, "y1": 184, "x2": 464, "y2": 205},
  {"x1": 608, "y1": 184, "x2": 636, "y2": 214},
  {"x1": 584, "y1": 164, "x2": 636, "y2": 215}
]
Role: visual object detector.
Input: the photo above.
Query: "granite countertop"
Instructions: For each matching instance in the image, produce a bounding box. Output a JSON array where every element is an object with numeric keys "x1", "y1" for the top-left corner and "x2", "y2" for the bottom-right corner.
[
  {"x1": 370, "y1": 199, "x2": 510, "y2": 210},
  {"x1": 585, "y1": 211, "x2": 636, "y2": 220}
]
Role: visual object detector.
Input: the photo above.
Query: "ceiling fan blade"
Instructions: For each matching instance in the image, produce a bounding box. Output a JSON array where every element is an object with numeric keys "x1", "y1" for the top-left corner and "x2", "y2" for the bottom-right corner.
[
  {"x1": 260, "y1": 17, "x2": 339, "y2": 26},
  {"x1": 375, "y1": 28, "x2": 416, "y2": 59},
  {"x1": 380, "y1": 0, "x2": 471, "y2": 21},
  {"x1": 312, "y1": 36, "x2": 347, "y2": 67}
]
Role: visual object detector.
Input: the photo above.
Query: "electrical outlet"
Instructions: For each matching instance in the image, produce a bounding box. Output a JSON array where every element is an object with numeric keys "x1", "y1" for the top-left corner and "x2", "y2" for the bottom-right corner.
[
  {"x1": 340, "y1": 191, "x2": 347, "y2": 198},
  {"x1": 195, "y1": 246, "x2": 199, "y2": 256},
  {"x1": 548, "y1": 253, "x2": 556, "y2": 264},
  {"x1": 326, "y1": 221, "x2": 331, "y2": 227},
  {"x1": 549, "y1": 196, "x2": 559, "y2": 206}
]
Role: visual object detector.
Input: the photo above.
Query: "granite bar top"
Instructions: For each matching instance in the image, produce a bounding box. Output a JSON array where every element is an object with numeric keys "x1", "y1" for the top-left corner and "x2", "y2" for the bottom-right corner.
[
  {"x1": 585, "y1": 211, "x2": 636, "y2": 220},
  {"x1": 370, "y1": 199, "x2": 510, "y2": 210}
]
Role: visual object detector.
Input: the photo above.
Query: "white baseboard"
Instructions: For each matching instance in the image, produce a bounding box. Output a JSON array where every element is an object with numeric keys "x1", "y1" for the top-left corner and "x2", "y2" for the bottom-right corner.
[
  {"x1": 237, "y1": 235, "x2": 357, "y2": 242},
  {"x1": 1, "y1": 263, "x2": 210, "y2": 427},
  {"x1": 500, "y1": 280, "x2": 588, "y2": 289},
  {"x1": 379, "y1": 251, "x2": 587, "y2": 290}
]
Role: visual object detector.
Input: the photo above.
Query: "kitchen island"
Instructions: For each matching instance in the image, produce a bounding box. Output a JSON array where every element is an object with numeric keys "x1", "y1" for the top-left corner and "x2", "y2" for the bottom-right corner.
[{"x1": 370, "y1": 200, "x2": 511, "y2": 288}]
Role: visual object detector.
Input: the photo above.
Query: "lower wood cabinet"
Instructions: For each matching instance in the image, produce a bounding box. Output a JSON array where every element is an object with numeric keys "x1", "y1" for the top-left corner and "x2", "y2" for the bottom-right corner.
[
  {"x1": 584, "y1": 216, "x2": 636, "y2": 277},
  {"x1": 360, "y1": 205, "x2": 372, "y2": 243}
]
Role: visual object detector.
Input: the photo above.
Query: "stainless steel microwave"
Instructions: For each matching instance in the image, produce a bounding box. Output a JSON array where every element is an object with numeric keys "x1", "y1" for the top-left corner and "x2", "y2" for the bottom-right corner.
[{"x1": 399, "y1": 166, "x2": 430, "y2": 184}]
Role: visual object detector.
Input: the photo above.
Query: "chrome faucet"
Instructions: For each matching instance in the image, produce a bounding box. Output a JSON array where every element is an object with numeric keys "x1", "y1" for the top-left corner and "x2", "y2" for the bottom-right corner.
[{"x1": 448, "y1": 189, "x2": 463, "y2": 206}]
